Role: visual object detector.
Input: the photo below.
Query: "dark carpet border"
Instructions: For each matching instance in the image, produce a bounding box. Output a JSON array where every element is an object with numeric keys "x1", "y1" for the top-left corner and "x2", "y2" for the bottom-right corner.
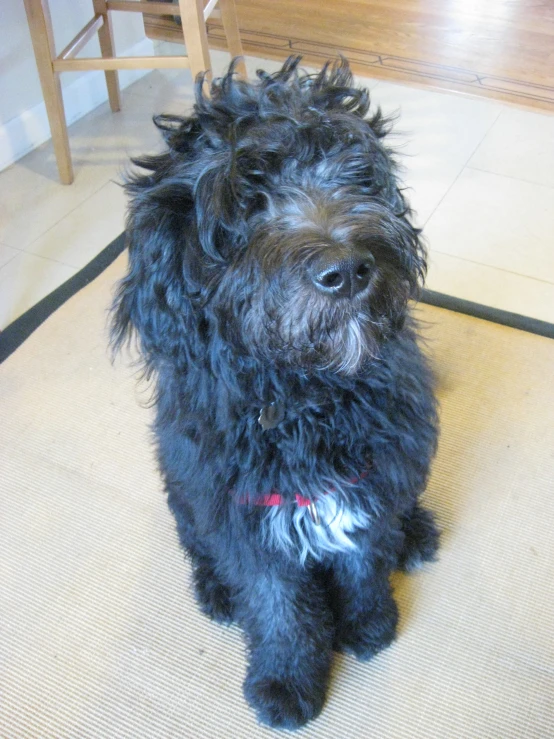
[
  {"x1": 420, "y1": 289, "x2": 554, "y2": 340},
  {"x1": 0, "y1": 232, "x2": 126, "y2": 364},
  {"x1": 1, "y1": 232, "x2": 553, "y2": 364}
]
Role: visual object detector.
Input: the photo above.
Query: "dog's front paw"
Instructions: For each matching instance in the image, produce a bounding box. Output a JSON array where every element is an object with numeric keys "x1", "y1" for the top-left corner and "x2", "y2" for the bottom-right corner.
[
  {"x1": 193, "y1": 562, "x2": 235, "y2": 624},
  {"x1": 398, "y1": 505, "x2": 440, "y2": 572},
  {"x1": 244, "y1": 673, "x2": 326, "y2": 730},
  {"x1": 334, "y1": 597, "x2": 398, "y2": 661}
]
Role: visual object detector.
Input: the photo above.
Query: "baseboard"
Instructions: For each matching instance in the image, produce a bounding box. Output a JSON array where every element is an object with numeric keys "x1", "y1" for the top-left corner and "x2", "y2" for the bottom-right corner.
[{"x1": 0, "y1": 37, "x2": 155, "y2": 172}]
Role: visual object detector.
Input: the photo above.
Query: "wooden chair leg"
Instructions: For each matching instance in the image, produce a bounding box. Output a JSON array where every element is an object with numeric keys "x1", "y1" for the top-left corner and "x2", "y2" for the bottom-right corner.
[
  {"x1": 218, "y1": 0, "x2": 246, "y2": 77},
  {"x1": 23, "y1": 0, "x2": 74, "y2": 184},
  {"x1": 177, "y1": 0, "x2": 212, "y2": 83},
  {"x1": 93, "y1": 0, "x2": 121, "y2": 112}
]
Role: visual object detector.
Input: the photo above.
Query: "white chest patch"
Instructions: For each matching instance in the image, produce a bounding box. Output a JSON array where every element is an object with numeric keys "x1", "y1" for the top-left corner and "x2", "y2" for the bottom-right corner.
[{"x1": 262, "y1": 492, "x2": 371, "y2": 564}]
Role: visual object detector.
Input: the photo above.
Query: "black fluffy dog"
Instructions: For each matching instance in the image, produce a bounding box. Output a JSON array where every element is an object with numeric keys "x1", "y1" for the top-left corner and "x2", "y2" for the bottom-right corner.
[{"x1": 112, "y1": 57, "x2": 439, "y2": 729}]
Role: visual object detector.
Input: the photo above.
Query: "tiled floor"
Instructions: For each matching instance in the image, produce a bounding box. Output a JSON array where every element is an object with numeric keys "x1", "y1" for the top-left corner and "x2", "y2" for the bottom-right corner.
[{"x1": 1, "y1": 48, "x2": 553, "y2": 330}]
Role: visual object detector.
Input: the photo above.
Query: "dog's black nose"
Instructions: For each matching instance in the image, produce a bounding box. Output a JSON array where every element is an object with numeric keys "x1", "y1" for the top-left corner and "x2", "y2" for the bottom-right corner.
[{"x1": 312, "y1": 254, "x2": 374, "y2": 298}]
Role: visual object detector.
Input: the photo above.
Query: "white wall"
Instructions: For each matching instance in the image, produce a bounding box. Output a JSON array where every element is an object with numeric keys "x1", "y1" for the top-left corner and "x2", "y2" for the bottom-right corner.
[{"x1": 0, "y1": 0, "x2": 154, "y2": 171}]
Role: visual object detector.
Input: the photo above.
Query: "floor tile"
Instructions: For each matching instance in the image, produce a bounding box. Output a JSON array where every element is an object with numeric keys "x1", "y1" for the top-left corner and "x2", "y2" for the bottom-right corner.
[
  {"x1": 469, "y1": 107, "x2": 554, "y2": 189},
  {"x1": 121, "y1": 71, "x2": 196, "y2": 120},
  {"x1": 0, "y1": 243, "x2": 20, "y2": 270},
  {"x1": 426, "y1": 250, "x2": 554, "y2": 324},
  {"x1": 23, "y1": 182, "x2": 127, "y2": 270},
  {"x1": 0, "y1": 119, "x2": 121, "y2": 251},
  {"x1": 424, "y1": 168, "x2": 554, "y2": 283},
  {"x1": 2, "y1": 52, "x2": 553, "y2": 326},
  {"x1": 66, "y1": 92, "x2": 169, "y2": 167},
  {"x1": 369, "y1": 82, "x2": 502, "y2": 225},
  {"x1": 0, "y1": 161, "x2": 111, "y2": 252},
  {"x1": 0, "y1": 89, "x2": 171, "y2": 252},
  {"x1": 0, "y1": 252, "x2": 76, "y2": 329}
]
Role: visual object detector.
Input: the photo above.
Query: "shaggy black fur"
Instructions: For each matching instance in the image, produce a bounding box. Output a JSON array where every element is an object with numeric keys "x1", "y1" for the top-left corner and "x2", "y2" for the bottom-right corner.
[{"x1": 111, "y1": 57, "x2": 440, "y2": 729}]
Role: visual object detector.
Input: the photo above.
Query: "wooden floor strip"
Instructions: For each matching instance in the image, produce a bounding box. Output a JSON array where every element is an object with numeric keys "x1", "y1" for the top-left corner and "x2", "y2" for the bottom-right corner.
[
  {"x1": 205, "y1": 22, "x2": 554, "y2": 111},
  {"x1": 145, "y1": 0, "x2": 554, "y2": 113}
]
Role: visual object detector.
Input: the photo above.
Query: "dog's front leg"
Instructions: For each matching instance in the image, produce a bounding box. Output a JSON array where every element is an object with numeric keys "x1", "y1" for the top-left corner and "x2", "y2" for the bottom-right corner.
[
  {"x1": 330, "y1": 542, "x2": 399, "y2": 661},
  {"x1": 231, "y1": 556, "x2": 333, "y2": 729}
]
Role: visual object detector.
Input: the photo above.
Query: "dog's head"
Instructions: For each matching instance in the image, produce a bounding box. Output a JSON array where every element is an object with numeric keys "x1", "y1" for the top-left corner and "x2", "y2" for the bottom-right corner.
[{"x1": 112, "y1": 57, "x2": 426, "y2": 376}]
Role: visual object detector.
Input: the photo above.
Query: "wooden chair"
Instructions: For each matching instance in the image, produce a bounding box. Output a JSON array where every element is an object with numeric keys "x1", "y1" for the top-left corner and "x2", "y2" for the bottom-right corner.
[{"x1": 23, "y1": 0, "x2": 245, "y2": 184}]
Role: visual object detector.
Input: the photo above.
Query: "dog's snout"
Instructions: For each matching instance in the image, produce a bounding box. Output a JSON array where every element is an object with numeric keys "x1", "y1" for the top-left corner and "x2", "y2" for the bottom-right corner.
[{"x1": 312, "y1": 253, "x2": 374, "y2": 299}]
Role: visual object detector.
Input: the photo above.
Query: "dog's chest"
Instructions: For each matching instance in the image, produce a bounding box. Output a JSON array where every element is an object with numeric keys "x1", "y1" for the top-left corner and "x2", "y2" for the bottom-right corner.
[{"x1": 262, "y1": 490, "x2": 371, "y2": 563}]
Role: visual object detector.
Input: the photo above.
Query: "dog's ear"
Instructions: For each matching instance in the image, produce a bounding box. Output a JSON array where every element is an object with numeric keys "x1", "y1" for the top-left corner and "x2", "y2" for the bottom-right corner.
[
  {"x1": 110, "y1": 183, "x2": 192, "y2": 370},
  {"x1": 110, "y1": 116, "x2": 206, "y2": 370}
]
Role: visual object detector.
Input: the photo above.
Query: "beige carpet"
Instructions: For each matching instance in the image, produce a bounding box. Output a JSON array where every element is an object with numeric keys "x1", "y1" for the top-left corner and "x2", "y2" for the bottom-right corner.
[{"x1": 1, "y1": 253, "x2": 553, "y2": 738}]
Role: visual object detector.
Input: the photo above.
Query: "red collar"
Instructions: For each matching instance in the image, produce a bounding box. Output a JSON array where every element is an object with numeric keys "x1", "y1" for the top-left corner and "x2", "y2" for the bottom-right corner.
[
  {"x1": 234, "y1": 470, "x2": 369, "y2": 508},
  {"x1": 244, "y1": 491, "x2": 312, "y2": 507}
]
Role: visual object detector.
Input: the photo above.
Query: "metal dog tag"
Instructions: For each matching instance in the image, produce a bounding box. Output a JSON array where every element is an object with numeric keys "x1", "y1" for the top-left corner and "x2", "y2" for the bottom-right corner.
[
  {"x1": 258, "y1": 402, "x2": 285, "y2": 431},
  {"x1": 307, "y1": 500, "x2": 321, "y2": 526}
]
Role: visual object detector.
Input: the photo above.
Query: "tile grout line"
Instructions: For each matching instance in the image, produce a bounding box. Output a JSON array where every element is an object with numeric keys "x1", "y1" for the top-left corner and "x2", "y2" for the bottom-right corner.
[
  {"x1": 429, "y1": 249, "x2": 554, "y2": 287},
  {"x1": 465, "y1": 164, "x2": 554, "y2": 191},
  {"x1": 422, "y1": 107, "x2": 504, "y2": 229},
  {"x1": 0, "y1": 241, "x2": 25, "y2": 255},
  {"x1": 1, "y1": 174, "x2": 117, "y2": 255},
  {"x1": 0, "y1": 248, "x2": 23, "y2": 277},
  {"x1": 16, "y1": 178, "x2": 123, "y2": 270},
  {"x1": 0, "y1": 249, "x2": 77, "y2": 286}
]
